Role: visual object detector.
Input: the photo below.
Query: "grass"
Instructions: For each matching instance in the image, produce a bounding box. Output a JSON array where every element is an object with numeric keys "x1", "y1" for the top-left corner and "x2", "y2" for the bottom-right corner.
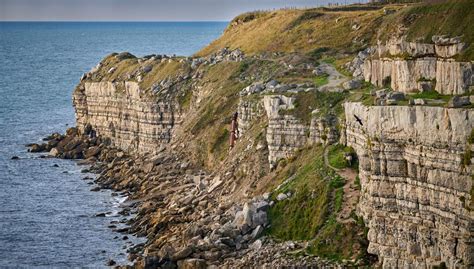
[
  {"x1": 377, "y1": 0, "x2": 474, "y2": 61},
  {"x1": 409, "y1": 90, "x2": 451, "y2": 102},
  {"x1": 185, "y1": 61, "x2": 247, "y2": 167},
  {"x1": 139, "y1": 60, "x2": 190, "y2": 91},
  {"x1": 306, "y1": 214, "x2": 372, "y2": 264},
  {"x1": 199, "y1": 0, "x2": 473, "y2": 60},
  {"x1": 327, "y1": 144, "x2": 357, "y2": 169},
  {"x1": 314, "y1": 74, "x2": 329, "y2": 87},
  {"x1": 281, "y1": 91, "x2": 346, "y2": 125},
  {"x1": 267, "y1": 146, "x2": 336, "y2": 240},
  {"x1": 196, "y1": 6, "x2": 386, "y2": 57},
  {"x1": 267, "y1": 145, "x2": 371, "y2": 263}
]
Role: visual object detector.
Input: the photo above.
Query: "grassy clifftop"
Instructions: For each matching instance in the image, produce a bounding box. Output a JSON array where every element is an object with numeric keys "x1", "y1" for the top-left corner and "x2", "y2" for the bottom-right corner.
[
  {"x1": 377, "y1": 0, "x2": 474, "y2": 60},
  {"x1": 197, "y1": 6, "x2": 386, "y2": 56},
  {"x1": 197, "y1": 0, "x2": 474, "y2": 59}
]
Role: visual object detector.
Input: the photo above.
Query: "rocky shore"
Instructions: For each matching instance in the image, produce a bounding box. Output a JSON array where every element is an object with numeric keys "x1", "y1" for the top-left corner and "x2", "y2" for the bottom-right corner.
[{"x1": 28, "y1": 127, "x2": 344, "y2": 268}]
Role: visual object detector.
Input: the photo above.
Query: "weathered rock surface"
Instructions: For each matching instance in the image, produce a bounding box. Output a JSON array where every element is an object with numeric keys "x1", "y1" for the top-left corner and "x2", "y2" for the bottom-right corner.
[
  {"x1": 343, "y1": 102, "x2": 474, "y2": 268},
  {"x1": 263, "y1": 95, "x2": 338, "y2": 166},
  {"x1": 359, "y1": 36, "x2": 474, "y2": 94},
  {"x1": 73, "y1": 81, "x2": 181, "y2": 154}
]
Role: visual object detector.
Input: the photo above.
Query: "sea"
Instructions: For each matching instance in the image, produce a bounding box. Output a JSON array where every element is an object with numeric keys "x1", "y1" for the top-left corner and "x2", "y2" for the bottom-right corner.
[{"x1": 0, "y1": 21, "x2": 227, "y2": 268}]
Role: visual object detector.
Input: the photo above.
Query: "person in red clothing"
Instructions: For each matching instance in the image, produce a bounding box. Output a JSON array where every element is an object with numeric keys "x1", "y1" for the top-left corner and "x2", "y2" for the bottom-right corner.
[{"x1": 229, "y1": 112, "x2": 239, "y2": 149}]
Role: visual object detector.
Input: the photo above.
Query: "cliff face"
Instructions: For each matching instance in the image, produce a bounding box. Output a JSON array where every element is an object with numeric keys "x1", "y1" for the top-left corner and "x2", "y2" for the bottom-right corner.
[
  {"x1": 73, "y1": 81, "x2": 181, "y2": 154},
  {"x1": 360, "y1": 37, "x2": 474, "y2": 94},
  {"x1": 343, "y1": 102, "x2": 474, "y2": 268},
  {"x1": 261, "y1": 95, "x2": 338, "y2": 166}
]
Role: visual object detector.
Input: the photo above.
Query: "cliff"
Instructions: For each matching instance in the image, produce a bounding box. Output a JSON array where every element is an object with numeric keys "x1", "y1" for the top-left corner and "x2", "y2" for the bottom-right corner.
[
  {"x1": 45, "y1": 1, "x2": 474, "y2": 268},
  {"x1": 358, "y1": 36, "x2": 474, "y2": 95},
  {"x1": 74, "y1": 81, "x2": 181, "y2": 154},
  {"x1": 343, "y1": 102, "x2": 473, "y2": 268}
]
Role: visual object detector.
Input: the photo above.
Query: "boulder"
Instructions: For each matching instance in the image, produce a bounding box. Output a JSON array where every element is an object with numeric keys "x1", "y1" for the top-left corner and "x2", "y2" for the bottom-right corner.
[
  {"x1": 107, "y1": 67, "x2": 116, "y2": 74},
  {"x1": 177, "y1": 259, "x2": 206, "y2": 269},
  {"x1": 29, "y1": 143, "x2": 45, "y2": 153},
  {"x1": 276, "y1": 193, "x2": 288, "y2": 201},
  {"x1": 448, "y1": 96, "x2": 471, "y2": 108},
  {"x1": 250, "y1": 239, "x2": 263, "y2": 250},
  {"x1": 172, "y1": 246, "x2": 193, "y2": 261},
  {"x1": 266, "y1": 80, "x2": 279, "y2": 88},
  {"x1": 143, "y1": 256, "x2": 163, "y2": 269},
  {"x1": 387, "y1": 91, "x2": 405, "y2": 101},
  {"x1": 251, "y1": 211, "x2": 267, "y2": 228},
  {"x1": 414, "y1": 99, "x2": 426, "y2": 106},
  {"x1": 418, "y1": 81, "x2": 433, "y2": 92},
  {"x1": 386, "y1": 99, "x2": 397, "y2": 105},
  {"x1": 142, "y1": 65, "x2": 153, "y2": 73},
  {"x1": 84, "y1": 146, "x2": 101, "y2": 158},
  {"x1": 233, "y1": 203, "x2": 252, "y2": 233},
  {"x1": 342, "y1": 79, "x2": 362, "y2": 90},
  {"x1": 49, "y1": 148, "x2": 59, "y2": 157},
  {"x1": 251, "y1": 225, "x2": 264, "y2": 239},
  {"x1": 208, "y1": 176, "x2": 223, "y2": 193},
  {"x1": 375, "y1": 89, "x2": 388, "y2": 99}
]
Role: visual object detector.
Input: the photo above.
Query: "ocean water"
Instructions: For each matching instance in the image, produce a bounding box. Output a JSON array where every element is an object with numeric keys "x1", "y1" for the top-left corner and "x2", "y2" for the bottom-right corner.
[{"x1": 0, "y1": 22, "x2": 227, "y2": 267}]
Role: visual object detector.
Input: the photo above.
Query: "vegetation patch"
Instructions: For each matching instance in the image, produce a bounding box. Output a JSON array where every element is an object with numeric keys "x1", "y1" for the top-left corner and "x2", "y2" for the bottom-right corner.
[
  {"x1": 197, "y1": 6, "x2": 385, "y2": 56},
  {"x1": 286, "y1": 10, "x2": 323, "y2": 30},
  {"x1": 377, "y1": 0, "x2": 474, "y2": 61},
  {"x1": 314, "y1": 74, "x2": 329, "y2": 87},
  {"x1": 267, "y1": 146, "x2": 371, "y2": 264},
  {"x1": 267, "y1": 147, "x2": 334, "y2": 240},
  {"x1": 281, "y1": 91, "x2": 345, "y2": 124},
  {"x1": 328, "y1": 144, "x2": 357, "y2": 169}
]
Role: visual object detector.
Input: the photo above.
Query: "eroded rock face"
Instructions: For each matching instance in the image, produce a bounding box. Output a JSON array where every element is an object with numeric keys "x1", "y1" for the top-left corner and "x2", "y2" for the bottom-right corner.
[
  {"x1": 343, "y1": 102, "x2": 474, "y2": 268},
  {"x1": 262, "y1": 95, "x2": 338, "y2": 166},
  {"x1": 73, "y1": 81, "x2": 181, "y2": 154},
  {"x1": 237, "y1": 99, "x2": 264, "y2": 135},
  {"x1": 360, "y1": 37, "x2": 473, "y2": 95}
]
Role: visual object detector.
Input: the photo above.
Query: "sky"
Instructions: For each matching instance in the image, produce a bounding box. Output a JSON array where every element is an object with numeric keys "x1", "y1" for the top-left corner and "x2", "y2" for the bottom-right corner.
[{"x1": 0, "y1": 0, "x2": 366, "y2": 21}]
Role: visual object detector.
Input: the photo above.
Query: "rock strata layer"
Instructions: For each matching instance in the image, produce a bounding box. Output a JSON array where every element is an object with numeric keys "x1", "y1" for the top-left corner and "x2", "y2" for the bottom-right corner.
[
  {"x1": 262, "y1": 95, "x2": 338, "y2": 166},
  {"x1": 356, "y1": 36, "x2": 474, "y2": 94},
  {"x1": 343, "y1": 102, "x2": 474, "y2": 268},
  {"x1": 74, "y1": 81, "x2": 181, "y2": 154}
]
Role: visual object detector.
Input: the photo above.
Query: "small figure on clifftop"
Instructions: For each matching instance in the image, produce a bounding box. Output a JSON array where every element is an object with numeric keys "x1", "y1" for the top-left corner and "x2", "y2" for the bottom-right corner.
[{"x1": 229, "y1": 112, "x2": 239, "y2": 149}]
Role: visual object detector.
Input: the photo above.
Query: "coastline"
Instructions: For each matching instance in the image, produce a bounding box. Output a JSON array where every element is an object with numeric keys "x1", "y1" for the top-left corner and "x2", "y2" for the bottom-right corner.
[{"x1": 28, "y1": 127, "x2": 345, "y2": 268}]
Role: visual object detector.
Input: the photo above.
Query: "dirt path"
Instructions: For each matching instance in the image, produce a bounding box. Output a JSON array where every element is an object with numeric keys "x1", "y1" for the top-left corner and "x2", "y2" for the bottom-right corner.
[
  {"x1": 323, "y1": 146, "x2": 360, "y2": 223},
  {"x1": 318, "y1": 62, "x2": 350, "y2": 92}
]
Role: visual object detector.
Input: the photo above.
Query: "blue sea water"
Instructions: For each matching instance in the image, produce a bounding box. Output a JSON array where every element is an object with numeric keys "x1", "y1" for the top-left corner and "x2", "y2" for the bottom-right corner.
[{"x1": 0, "y1": 22, "x2": 227, "y2": 267}]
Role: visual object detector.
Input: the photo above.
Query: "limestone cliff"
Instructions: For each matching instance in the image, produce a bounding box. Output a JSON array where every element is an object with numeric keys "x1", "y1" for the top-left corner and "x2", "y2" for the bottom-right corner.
[
  {"x1": 261, "y1": 95, "x2": 338, "y2": 166},
  {"x1": 358, "y1": 37, "x2": 473, "y2": 95},
  {"x1": 74, "y1": 81, "x2": 181, "y2": 154},
  {"x1": 343, "y1": 102, "x2": 474, "y2": 268}
]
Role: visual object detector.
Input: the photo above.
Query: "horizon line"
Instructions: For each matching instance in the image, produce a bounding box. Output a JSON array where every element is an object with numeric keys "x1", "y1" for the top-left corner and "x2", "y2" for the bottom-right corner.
[{"x1": 0, "y1": 20, "x2": 230, "y2": 23}]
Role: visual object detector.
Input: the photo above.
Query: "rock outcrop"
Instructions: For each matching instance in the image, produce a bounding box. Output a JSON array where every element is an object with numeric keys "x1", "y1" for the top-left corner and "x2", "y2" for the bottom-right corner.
[
  {"x1": 73, "y1": 81, "x2": 181, "y2": 154},
  {"x1": 343, "y1": 102, "x2": 474, "y2": 268},
  {"x1": 359, "y1": 36, "x2": 474, "y2": 95},
  {"x1": 263, "y1": 95, "x2": 338, "y2": 166}
]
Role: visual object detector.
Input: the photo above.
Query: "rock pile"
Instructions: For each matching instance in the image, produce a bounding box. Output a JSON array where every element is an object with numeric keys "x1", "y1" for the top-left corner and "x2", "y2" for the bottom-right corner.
[
  {"x1": 239, "y1": 80, "x2": 316, "y2": 96},
  {"x1": 29, "y1": 128, "x2": 320, "y2": 268},
  {"x1": 370, "y1": 89, "x2": 406, "y2": 106}
]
